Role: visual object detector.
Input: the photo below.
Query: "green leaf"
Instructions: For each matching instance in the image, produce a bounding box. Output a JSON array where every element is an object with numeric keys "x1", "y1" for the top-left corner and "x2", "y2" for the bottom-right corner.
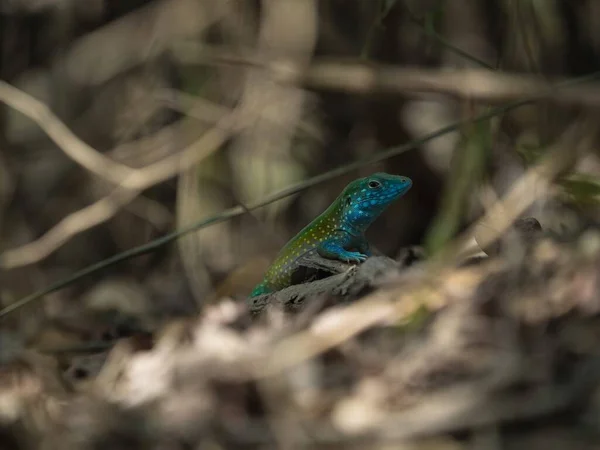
[
  {"x1": 558, "y1": 173, "x2": 600, "y2": 205},
  {"x1": 515, "y1": 133, "x2": 547, "y2": 166}
]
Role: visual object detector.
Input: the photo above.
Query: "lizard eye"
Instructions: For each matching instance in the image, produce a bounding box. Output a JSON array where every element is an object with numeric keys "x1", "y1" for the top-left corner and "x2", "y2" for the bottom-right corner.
[
  {"x1": 368, "y1": 180, "x2": 381, "y2": 189},
  {"x1": 345, "y1": 195, "x2": 352, "y2": 206}
]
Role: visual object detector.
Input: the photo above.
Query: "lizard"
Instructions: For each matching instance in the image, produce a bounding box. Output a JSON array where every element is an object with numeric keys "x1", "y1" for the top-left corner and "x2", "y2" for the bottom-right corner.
[{"x1": 249, "y1": 172, "x2": 412, "y2": 297}]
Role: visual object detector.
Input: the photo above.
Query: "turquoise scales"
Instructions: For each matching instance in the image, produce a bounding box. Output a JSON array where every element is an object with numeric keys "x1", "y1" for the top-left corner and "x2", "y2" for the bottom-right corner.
[{"x1": 249, "y1": 173, "x2": 412, "y2": 297}]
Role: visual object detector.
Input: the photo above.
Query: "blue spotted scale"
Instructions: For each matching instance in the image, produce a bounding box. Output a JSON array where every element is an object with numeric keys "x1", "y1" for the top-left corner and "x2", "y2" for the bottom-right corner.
[{"x1": 249, "y1": 173, "x2": 412, "y2": 297}]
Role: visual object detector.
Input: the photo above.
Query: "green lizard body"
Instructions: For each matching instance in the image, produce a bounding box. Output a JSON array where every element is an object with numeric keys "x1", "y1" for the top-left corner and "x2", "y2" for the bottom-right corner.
[{"x1": 249, "y1": 173, "x2": 412, "y2": 297}]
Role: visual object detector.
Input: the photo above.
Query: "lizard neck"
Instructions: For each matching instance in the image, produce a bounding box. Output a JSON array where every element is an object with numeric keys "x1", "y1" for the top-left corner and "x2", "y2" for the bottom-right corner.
[
  {"x1": 316, "y1": 186, "x2": 391, "y2": 237},
  {"x1": 316, "y1": 197, "x2": 357, "y2": 236},
  {"x1": 343, "y1": 202, "x2": 386, "y2": 236},
  {"x1": 328, "y1": 196, "x2": 381, "y2": 237}
]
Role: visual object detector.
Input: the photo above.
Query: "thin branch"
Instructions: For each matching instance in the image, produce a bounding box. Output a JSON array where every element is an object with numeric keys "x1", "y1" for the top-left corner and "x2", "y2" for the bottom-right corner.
[
  {"x1": 0, "y1": 79, "x2": 181, "y2": 229},
  {"x1": 61, "y1": 0, "x2": 232, "y2": 86},
  {"x1": 0, "y1": 112, "x2": 243, "y2": 270},
  {"x1": 404, "y1": 6, "x2": 497, "y2": 70},
  {"x1": 121, "y1": 194, "x2": 173, "y2": 228},
  {"x1": 0, "y1": 80, "x2": 133, "y2": 183},
  {"x1": 273, "y1": 62, "x2": 600, "y2": 105},
  {"x1": 158, "y1": 88, "x2": 323, "y2": 141},
  {"x1": 175, "y1": 46, "x2": 600, "y2": 104}
]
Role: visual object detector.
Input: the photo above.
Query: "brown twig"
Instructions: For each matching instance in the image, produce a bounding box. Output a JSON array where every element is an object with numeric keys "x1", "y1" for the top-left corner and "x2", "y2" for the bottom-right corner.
[
  {"x1": 175, "y1": 48, "x2": 600, "y2": 105},
  {"x1": 0, "y1": 78, "x2": 173, "y2": 232},
  {"x1": 0, "y1": 80, "x2": 133, "y2": 184},
  {"x1": 61, "y1": 0, "x2": 233, "y2": 86},
  {"x1": 0, "y1": 112, "x2": 244, "y2": 269},
  {"x1": 273, "y1": 62, "x2": 600, "y2": 105}
]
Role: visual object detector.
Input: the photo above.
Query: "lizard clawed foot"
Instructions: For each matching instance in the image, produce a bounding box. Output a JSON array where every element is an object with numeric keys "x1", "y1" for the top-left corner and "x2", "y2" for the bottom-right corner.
[{"x1": 338, "y1": 251, "x2": 368, "y2": 264}]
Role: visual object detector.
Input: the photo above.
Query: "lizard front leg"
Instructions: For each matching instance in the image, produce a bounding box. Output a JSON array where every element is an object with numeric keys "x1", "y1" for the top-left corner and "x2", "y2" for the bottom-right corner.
[
  {"x1": 354, "y1": 237, "x2": 372, "y2": 257},
  {"x1": 317, "y1": 233, "x2": 368, "y2": 263}
]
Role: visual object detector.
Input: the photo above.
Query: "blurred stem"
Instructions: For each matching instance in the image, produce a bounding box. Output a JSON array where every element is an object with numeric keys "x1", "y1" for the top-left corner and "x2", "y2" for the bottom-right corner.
[
  {"x1": 424, "y1": 107, "x2": 492, "y2": 254},
  {"x1": 512, "y1": 0, "x2": 541, "y2": 73},
  {"x1": 404, "y1": 2, "x2": 495, "y2": 70},
  {"x1": 360, "y1": 0, "x2": 399, "y2": 59}
]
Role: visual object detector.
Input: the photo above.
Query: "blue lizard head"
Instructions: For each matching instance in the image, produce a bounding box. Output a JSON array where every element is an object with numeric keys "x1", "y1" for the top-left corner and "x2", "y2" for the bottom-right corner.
[{"x1": 339, "y1": 172, "x2": 412, "y2": 233}]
